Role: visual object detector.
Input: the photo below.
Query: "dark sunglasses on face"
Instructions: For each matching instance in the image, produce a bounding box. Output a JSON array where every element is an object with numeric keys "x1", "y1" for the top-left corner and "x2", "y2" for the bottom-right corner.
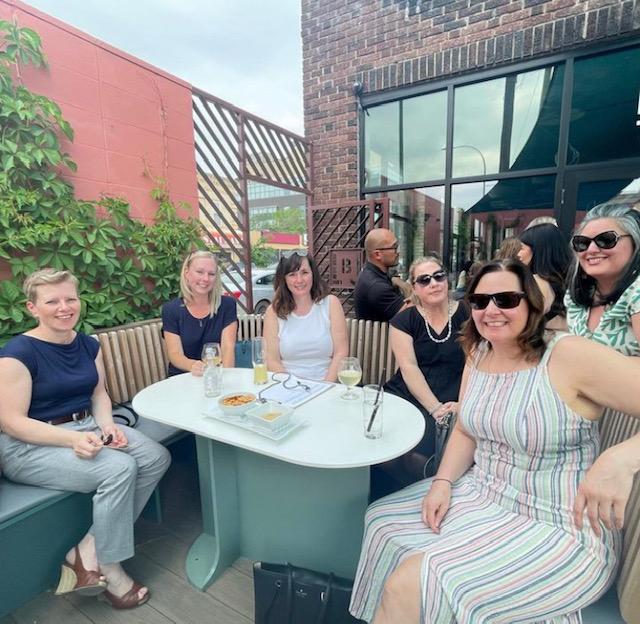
[
  {"x1": 468, "y1": 291, "x2": 526, "y2": 310},
  {"x1": 413, "y1": 270, "x2": 447, "y2": 286},
  {"x1": 570, "y1": 230, "x2": 631, "y2": 253}
]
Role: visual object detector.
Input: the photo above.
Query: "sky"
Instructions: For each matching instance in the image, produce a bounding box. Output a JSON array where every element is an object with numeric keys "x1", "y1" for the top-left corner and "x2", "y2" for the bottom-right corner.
[{"x1": 25, "y1": 0, "x2": 305, "y2": 135}]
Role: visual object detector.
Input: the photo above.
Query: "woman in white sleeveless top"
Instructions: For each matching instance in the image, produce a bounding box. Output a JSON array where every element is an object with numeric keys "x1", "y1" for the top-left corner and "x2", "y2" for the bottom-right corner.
[{"x1": 263, "y1": 252, "x2": 348, "y2": 381}]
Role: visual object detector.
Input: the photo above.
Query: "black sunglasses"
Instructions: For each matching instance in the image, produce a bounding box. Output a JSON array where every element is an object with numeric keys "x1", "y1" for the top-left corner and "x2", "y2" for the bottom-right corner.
[
  {"x1": 413, "y1": 270, "x2": 447, "y2": 286},
  {"x1": 571, "y1": 230, "x2": 631, "y2": 253},
  {"x1": 468, "y1": 291, "x2": 526, "y2": 310},
  {"x1": 376, "y1": 243, "x2": 399, "y2": 251}
]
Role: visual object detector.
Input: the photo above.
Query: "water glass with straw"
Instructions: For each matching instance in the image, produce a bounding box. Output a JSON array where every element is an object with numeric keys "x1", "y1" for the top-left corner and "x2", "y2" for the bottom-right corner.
[{"x1": 364, "y1": 367, "x2": 386, "y2": 439}]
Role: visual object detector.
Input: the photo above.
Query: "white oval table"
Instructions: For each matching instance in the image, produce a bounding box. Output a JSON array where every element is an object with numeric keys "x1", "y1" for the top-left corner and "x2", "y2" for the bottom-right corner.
[{"x1": 132, "y1": 368, "x2": 424, "y2": 590}]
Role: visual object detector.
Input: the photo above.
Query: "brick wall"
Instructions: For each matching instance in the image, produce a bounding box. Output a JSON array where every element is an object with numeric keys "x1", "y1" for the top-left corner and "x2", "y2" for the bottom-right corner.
[
  {"x1": 302, "y1": 0, "x2": 640, "y2": 205},
  {"x1": 1, "y1": 0, "x2": 198, "y2": 223}
]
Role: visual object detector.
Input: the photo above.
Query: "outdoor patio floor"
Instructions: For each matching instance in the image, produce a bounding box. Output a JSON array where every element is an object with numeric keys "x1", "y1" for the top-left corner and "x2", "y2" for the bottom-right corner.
[{"x1": 1, "y1": 436, "x2": 255, "y2": 624}]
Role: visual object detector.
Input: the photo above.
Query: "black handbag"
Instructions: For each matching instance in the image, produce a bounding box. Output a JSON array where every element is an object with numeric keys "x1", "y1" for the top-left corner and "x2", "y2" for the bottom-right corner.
[{"x1": 253, "y1": 562, "x2": 365, "y2": 624}]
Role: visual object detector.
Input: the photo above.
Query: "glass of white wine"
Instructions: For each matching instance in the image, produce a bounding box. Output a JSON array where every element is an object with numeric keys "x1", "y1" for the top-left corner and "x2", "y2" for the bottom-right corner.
[
  {"x1": 201, "y1": 342, "x2": 221, "y2": 368},
  {"x1": 338, "y1": 356, "x2": 362, "y2": 400}
]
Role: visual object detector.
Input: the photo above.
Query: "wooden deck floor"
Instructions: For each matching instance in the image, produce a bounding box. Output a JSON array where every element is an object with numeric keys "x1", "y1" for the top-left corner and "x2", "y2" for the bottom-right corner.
[{"x1": 1, "y1": 436, "x2": 255, "y2": 624}]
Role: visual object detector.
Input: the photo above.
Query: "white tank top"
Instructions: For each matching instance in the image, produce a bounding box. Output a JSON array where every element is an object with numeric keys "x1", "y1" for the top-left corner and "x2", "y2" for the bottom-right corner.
[{"x1": 278, "y1": 297, "x2": 333, "y2": 381}]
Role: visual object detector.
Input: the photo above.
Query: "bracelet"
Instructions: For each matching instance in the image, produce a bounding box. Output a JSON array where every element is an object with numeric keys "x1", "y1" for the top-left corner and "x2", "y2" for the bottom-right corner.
[
  {"x1": 429, "y1": 402, "x2": 443, "y2": 415},
  {"x1": 432, "y1": 478, "x2": 452, "y2": 486}
]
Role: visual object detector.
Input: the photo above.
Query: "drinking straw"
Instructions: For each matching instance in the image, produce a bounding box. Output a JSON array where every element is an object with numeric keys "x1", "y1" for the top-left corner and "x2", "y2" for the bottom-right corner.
[{"x1": 366, "y1": 366, "x2": 386, "y2": 433}]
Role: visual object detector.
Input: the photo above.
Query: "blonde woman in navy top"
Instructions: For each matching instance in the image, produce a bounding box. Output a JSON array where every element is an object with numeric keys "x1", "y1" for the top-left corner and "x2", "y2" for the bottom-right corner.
[
  {"x1": 0, "y1": 269, "x2": 171, "y2": 610},
  {"x1": 162, "y1": 250, "x2": 237, "y2": 376}
]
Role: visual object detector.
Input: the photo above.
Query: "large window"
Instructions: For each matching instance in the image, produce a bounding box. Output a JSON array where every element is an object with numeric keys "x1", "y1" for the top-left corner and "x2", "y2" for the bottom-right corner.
[
  {"x1": 361, "y1": 41, "x2": 640, "y2": 283},
  {"x1": 569, "y1": 46, "x2": 640, "y2": 164},
  {"x1": 364, "y1": 91, "x2": 447, "y2": 187},
  {"x1": 453, "y1": 66, "x2": 563, "y2": 177}
]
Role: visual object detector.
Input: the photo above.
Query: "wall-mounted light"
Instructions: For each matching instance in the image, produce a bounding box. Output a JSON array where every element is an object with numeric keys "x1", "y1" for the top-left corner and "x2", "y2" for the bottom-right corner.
[{"x1": 353, "y1": 81, "x2": 369, "y2": 116}]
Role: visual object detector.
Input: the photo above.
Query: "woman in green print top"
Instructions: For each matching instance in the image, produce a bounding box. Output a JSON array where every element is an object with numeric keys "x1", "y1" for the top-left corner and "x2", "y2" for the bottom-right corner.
[{"x1": 565, "y1": 201, "x2": 640, "y2": 617}]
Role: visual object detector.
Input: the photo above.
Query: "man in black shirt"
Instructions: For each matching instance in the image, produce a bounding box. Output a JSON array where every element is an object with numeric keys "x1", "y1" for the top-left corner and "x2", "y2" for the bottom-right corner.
[{"x1": 354, "y1": 228, "x2": 411, "y2": 321}]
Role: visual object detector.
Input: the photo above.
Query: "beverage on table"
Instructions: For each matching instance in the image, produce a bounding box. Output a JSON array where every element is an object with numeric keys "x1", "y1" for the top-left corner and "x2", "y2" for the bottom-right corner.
[
  {"x1": 338, "y1": 356, "x2": 362, "y2": 400},
  {"x1": 252, "y1": 337, "x2": 268, "y2": 385},
  {"x1": 201, "y1": 342, "x2": 221, "y2": 368},
  {"x1": 362, "y1": 384, "x2": 383, "y2": 439},
  {"x1": 203, "y1": 345, "x2": 222, "y2": 398},
  {"x1": 254, "y1": 363, "x2": 268, "y2": 385},
  {"x1": 338, "y1": 369, "x2": 362, "y2": 386}
]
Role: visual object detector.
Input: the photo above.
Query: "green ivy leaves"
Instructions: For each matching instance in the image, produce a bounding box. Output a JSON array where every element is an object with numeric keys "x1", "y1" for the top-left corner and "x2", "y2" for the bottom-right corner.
[{"x1": 0, "y1": 20, "x2": 210, "y2": 344}]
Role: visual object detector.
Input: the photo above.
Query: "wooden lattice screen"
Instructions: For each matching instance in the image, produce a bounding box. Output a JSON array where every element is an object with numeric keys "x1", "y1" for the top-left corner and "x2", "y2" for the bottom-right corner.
[
  {"x1": 192, "y1": 88, "x2": 311, "y2": 311},
  {"x1": 309, "y1": 198, "x2": 389, "y2": 315}
]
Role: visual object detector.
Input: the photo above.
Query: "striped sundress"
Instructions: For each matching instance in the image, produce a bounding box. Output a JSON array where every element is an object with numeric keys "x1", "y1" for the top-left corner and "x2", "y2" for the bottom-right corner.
[{"x1": 350, "y1": 335, "x2": 620, "y2": 623}]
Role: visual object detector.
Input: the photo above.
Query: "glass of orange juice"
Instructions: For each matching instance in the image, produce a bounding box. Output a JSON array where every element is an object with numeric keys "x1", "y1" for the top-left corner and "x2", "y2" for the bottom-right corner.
[{"x1": 252, "y1": 337, "x2": 268, "y2": 385}]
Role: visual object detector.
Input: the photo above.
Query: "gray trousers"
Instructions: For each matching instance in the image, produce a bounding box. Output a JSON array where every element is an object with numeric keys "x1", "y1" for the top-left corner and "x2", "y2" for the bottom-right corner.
[{"x1": 0, "y1": 417, "x2": 171, "y2": 564}]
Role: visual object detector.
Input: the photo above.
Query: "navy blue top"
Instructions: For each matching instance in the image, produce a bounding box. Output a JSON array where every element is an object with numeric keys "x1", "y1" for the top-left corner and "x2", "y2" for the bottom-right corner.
[
  {"x1": 0, "y1": 333, "x2": 100, "y2": 422},
  {"x1": 161, "y1": 295, "x2": 238, "y2": 376}
]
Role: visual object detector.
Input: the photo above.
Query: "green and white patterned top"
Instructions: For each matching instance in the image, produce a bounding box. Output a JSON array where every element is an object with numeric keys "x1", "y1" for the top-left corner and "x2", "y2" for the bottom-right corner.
[{"x1": 565, "y1": 274, "x2": 640, "y2": 356}]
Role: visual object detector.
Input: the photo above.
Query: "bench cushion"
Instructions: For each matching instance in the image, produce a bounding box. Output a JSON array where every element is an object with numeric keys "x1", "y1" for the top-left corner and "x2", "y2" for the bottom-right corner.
[
  {"x1": 0, "y1": 415, "x2": 185, "y2": 527},
  {"x1": 0, "y1": 480, "x2": 68, "y2": 526}
]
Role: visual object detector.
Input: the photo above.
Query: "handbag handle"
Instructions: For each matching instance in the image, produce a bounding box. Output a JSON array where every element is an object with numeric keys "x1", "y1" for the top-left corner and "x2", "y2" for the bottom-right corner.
[
  {"x1": 315, "y1": 572, "x2": 334, "y2": 624},
  {"x1": 263, "y1": 563, "x2": 294, "y2": 624}
]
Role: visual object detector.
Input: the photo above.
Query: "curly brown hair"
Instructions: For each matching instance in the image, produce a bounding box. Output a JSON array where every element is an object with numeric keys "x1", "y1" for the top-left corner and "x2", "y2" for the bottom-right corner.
[
  {"x1": 272, "y1": 252, "x2": 329, "y2": 319},
  {"x1": 459, "y1": 260, "x2": 546, "y2": 362}
]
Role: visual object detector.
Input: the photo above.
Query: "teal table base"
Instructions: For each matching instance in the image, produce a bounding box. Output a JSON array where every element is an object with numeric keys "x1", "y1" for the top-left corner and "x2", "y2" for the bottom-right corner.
[{"x1": 187, "y1": 435, "x2": 369, "y2": 590}]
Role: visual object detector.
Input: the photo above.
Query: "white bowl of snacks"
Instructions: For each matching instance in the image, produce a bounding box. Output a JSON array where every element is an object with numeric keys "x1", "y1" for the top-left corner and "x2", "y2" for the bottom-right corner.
[
  {"x1": 218, "y1": 392, "x2": 257, "y2": 416},
  {"x1": 246, "y1": 401, "x2": 293, "y2": 432}
]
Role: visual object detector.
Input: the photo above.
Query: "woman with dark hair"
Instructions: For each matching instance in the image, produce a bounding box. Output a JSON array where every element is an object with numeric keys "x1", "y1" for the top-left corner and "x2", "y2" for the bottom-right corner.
[
  {"x1": 517, "y1": 222, "x2": 571, "y2": 329},
  {"x1": 263, "y1": 252, "x2": 348, "y2": 381},
  {"x1": 350, "y1": 259, "x2": 640, "y2": 623},
  {"x1": 565, "y1": 202, "x2": 640, "y2": 617}
]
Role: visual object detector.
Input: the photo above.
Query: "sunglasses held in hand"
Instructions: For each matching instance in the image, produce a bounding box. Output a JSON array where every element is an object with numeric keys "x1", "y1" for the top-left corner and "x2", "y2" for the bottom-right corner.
[{"x1": 468, "y1": 291, "x2": 526, "y2": 310}]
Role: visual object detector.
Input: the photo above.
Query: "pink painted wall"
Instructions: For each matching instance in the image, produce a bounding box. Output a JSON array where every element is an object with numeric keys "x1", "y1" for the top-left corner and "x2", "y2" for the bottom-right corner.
[{"x1": 0, "y1": 0, "x2": 198, "y2": 223}]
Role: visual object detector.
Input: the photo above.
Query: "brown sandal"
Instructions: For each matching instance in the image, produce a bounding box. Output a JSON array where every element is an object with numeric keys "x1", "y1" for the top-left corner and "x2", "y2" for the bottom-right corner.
[
  {"x1": 54, "y1": 546, "x2": 107, "y2": 596},
  {"x1": 98, "y1": 581, "x2": 150, "y2": 609}
]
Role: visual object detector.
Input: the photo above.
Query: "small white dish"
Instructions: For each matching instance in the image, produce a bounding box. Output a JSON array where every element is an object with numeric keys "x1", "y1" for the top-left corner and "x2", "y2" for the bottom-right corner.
[
  {"x1": 246, "y1": 401, "x2": 293, "y2": 432},
  {"x1": 203, "y1": 407, "x2": 305, "y2": 441}
]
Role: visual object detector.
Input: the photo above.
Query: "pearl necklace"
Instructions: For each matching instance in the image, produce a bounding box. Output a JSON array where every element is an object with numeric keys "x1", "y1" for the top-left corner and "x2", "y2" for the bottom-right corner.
[{"x1": 419, "y1": 302, "x2": 453, "y2": 344}]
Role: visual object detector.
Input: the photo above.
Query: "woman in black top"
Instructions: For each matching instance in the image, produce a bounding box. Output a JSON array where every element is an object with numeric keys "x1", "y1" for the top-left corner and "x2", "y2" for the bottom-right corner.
[{"x1": 383, "y1": 256, "x2": 468, "y2": 485}]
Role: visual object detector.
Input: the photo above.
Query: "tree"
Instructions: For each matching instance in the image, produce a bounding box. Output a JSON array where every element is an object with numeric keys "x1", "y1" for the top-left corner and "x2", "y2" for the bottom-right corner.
[
  {"x1": 251, "y1": 238, "x2": 278, "y2": 267},
  {"x1": 250, "y1": 206, "x2": 306, "y2": 234}
]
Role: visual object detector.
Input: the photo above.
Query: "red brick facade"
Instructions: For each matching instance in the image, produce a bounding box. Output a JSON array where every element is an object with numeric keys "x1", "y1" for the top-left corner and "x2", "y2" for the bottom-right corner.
[
  {"x1": 1, "y1": 0, "x2": 199, "y2": 223},
  {"x1": 302, "y1": 0, "x2": 640, "y2": 204}
]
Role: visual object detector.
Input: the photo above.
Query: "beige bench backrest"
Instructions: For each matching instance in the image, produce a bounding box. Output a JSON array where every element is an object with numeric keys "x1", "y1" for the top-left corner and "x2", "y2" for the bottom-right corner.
[{"x1": 93, "y1": 319, "x2": 167, "y2": 404}]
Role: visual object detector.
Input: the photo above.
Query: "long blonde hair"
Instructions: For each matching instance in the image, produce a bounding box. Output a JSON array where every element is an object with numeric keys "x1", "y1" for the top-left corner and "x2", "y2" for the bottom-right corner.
[{"x1": 179, "y1": 250, "x2": 222, "y2": 317}]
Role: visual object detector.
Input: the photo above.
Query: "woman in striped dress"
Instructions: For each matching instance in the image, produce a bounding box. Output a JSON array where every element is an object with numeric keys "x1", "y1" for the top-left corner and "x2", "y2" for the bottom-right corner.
[{"x1": 349, "y1": 259, "x2": 640, "y2": 623}]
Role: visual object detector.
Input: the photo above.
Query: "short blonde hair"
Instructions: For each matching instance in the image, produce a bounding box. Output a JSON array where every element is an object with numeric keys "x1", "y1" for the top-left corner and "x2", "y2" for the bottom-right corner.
[
  {"x1": 179, "y1": 250, "x2": 222, "y2": 316},
  {"x1": 408, "y1": 255, "x2": 447, "y2": 305},
  {"x1": 23, "y1": 268, "x2": 79, "y2": 303}
]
